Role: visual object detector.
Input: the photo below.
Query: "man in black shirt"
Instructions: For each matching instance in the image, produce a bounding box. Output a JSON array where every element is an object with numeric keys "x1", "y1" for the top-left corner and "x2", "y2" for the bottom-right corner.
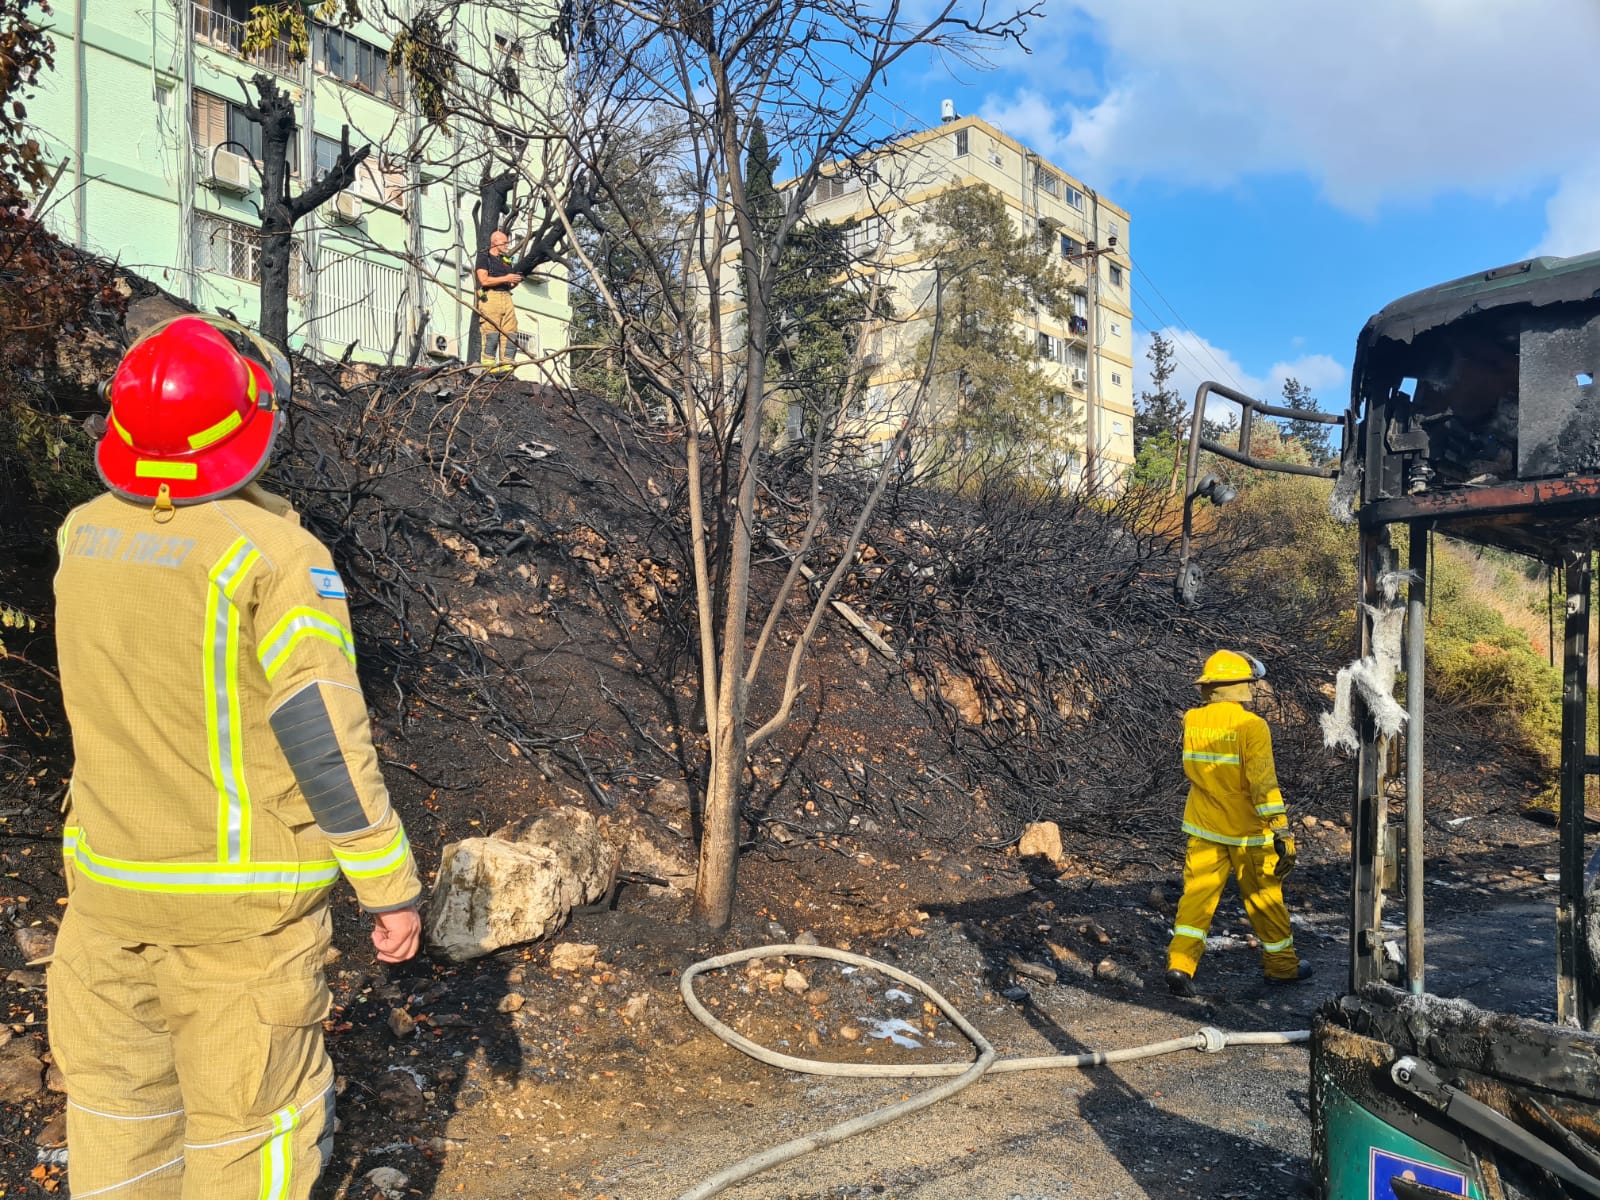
[{"x1": 475, "y1": 229, "x2": 522, "y2": 373}]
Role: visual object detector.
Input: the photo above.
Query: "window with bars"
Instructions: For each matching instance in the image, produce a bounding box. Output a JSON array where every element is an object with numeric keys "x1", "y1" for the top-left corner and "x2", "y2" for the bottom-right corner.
[
  {"x1": 314, "y1": 25, "x2": 402, "y2": 103},
  {"x1": 194, "y1": 214, "x2": 306, "y2": 298},
  {"x1": 193, "y1": 90, "x2": 297, "y2": 174},
  {"x1": 1035, "y1": 167, "x2": 1059, "y2": 197},
  {"x1": 953, "y1": 129, "x2": 969, "y2": 157}
]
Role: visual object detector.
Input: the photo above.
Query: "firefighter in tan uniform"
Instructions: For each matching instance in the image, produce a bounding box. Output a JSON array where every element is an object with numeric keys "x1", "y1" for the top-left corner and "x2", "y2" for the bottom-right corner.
[
  {"x1": 49, "y1": 315, "x2": 423, "y2": 1198},
  {"x1": 1165, "y1": 650, "x2": 1313, "y2": 997}
]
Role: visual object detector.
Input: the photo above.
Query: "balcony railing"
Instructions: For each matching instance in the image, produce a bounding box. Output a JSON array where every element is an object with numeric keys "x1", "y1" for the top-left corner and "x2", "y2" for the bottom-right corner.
[{"x1": 191, "y1": 1, "x2": 305, "y2": 82}]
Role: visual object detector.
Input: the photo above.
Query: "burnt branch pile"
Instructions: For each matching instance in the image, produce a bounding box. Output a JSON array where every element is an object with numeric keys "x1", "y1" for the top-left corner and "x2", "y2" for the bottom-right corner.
[
  {"x1": 268, "y1": 368, "x2": 695, "y2": 803},
  {"x1": 822, "y1": 476, "x2": 1348, "y2": 844}
]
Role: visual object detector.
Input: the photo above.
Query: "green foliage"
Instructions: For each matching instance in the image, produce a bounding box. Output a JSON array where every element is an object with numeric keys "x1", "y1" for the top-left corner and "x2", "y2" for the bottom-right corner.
[
  {"x1": 1126, "y1": 430, "x2": 1180, "y2": 493},
  {"x1": 913, "y1": 184, "x2": 1077, "y2": 469},
  {"x1": 1424, "y1": 542, "x2": 1560, "y2": 766},
  {"x1": 243, "y1": 0, "x2": 359, "y2": 63},
  {"x1": 1218, "y1": 474, "x2": 1357, "y2": 651},
  {"x1": 1134, "y1": 331, "x2": 1183, "y2": 457},
  {"x1": 767, "y1": 219, "x2": 886, "y2": 439},
  {"x1": 389, "y1": 13, "x2": 454, "y2": 131},
  {"x1": 1279, "y1": 376, "x2": 1332, "y2": 463}
]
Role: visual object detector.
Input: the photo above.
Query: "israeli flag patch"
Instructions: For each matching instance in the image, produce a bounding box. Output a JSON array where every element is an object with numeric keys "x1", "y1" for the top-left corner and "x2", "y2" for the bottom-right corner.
[{"x1": 309, "y1": 567, "x2": 347, "y2": 599}]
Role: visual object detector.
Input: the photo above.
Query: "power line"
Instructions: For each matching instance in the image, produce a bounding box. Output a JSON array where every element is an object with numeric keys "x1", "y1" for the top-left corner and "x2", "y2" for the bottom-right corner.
[
  {"x1": 1130, "y1": 260, "x2": 1249, "y2": 393},
  {"x1": 1128, "y1": 308, "x2": 1235, "y2": 404}
]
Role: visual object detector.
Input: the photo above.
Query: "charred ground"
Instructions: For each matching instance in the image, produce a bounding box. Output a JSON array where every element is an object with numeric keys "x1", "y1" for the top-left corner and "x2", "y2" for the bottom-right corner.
[{"x1": 0, "y1": 287, "x2": 1564, "y2": 1198}]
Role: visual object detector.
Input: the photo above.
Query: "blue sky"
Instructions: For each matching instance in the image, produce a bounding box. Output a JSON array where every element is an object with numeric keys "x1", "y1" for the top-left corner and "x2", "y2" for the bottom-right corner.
[{"x1": 873, "y1": 0, "x2": 1600, "y2": 414}]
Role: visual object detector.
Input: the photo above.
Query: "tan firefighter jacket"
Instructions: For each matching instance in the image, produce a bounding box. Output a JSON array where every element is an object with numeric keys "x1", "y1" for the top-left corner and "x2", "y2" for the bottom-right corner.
[{"x1": 53, "y1": 484, "x2": 421, "y2": 944}]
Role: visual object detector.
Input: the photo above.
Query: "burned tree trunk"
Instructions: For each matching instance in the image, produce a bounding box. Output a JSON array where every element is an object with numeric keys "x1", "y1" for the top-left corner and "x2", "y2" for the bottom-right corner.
[{"x1": 238, "y1": 73, "x2": 371, "y2": 349}]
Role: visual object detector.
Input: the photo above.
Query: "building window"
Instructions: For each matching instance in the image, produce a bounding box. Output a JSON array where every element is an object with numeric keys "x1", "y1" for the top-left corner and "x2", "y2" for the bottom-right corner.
[
  {"x1": 1035, "y1": 166, "x2": 1058, "y2": 197},
  {"x1": 493, "y1": 31, "x2": 525, "y2": 60},
  {"x1": 314, "y1": 24, "x2": 402, "y2": 104},
  {"x1": 194, "y1": 214, "x2": 306, "y2": 298},
  {"x1": 1064, "y1": 186, "x2": 1084, "y2": 210},
  {"x1": 843, "y1": 216, "x2": 883, "y2": 258},
  {"x1": 1112, "y1": 419, "x2": 1125, "y2": 435},
  {"x1": 1110, "y1": 321, "x2": 1121, "y2": 337},
  {"x1": 1069, "y1": 345, "x2": 1088, "y2": 372},
  {"x1": 1060, "y1": 234, "x2": 1080, "y2": 259},
  {"x1": 314, "y1": 133, "x2": 404, "y2": 205},
  {"x1": 816, "y1": 173, "x2": 856, "y2": 202},
  {"x1": 1109, "y1": 263, "x2": 1123, "y2": 287},
  {"x1": 1110, "y1": 372, "x2": 1122, "y2": 386},
  {"x1": 1107, "y1": 218, "x2": 1120, "y2": 241},
  {"x1": 953, "y1": 128, "x2": 969, "y2": 157},
  {"x1": 194, "y1": 90, "x2": 297, "y2": 174}
]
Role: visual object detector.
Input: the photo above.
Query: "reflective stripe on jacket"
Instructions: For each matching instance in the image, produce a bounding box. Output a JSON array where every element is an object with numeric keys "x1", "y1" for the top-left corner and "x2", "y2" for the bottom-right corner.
[
  {"x1": 1180, "y1": 700, "x2": 1287, "y2": 847},
  {"x1": 54, "y1": 485, "x2": 421, "y2": 944}
]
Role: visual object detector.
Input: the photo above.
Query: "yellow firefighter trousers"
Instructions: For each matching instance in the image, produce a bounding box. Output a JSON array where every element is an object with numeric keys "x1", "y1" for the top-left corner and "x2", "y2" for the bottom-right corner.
[
  {"x1": 1167, "y1": 836, "x2": 1300, "y2": 980},
  {"x1": 47, "y1": 906, "x2": 335, "y2": 1199},
  {"x1": 477, "y1": 289, "x2": 518, "y2": 364}
]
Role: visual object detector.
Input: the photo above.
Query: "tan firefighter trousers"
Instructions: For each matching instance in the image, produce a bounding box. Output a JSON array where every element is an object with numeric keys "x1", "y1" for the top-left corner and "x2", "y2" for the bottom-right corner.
[
  {"x1": 477, "y1": 289, "x2": 518, "y2": 364},
  {"x1": 48, "y1": 905, "x2": 335, "y2": 1199}
]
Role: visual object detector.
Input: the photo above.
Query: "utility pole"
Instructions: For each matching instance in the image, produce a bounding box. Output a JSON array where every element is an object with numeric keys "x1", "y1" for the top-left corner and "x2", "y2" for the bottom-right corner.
[{"x1": 1063, "y1": 218, "x2": 1119, "y2": 493}]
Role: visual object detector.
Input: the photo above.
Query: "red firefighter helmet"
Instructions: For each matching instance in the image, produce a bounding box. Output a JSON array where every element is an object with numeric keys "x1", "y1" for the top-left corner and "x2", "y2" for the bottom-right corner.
[{"x1": 97, "y1": 314, "x2": 288, "y2": 505}]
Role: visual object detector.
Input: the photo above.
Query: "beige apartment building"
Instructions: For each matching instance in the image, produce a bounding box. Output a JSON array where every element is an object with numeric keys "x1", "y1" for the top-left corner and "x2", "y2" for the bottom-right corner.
[{"x1": 778, "y1": 112, "x2": 1136, "y2": 483}]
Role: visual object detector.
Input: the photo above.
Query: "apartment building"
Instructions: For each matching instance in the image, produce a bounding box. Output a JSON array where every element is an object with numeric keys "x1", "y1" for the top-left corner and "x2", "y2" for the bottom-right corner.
[
  {"x1": 30, "y1": 0, "x2": 570, "y2": 374},
  {"x1": 761, "y1": 112, "x2": 1136, "y2": 483}
]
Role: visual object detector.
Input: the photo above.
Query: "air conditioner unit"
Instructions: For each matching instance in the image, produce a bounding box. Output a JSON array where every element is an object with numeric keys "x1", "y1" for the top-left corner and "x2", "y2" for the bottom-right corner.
[
  {"x1": 425, "y1": 334, "x2": 459, "y2": 359},
  {"x1": 330, "y1": 191, "x2": 364, "y2": 223},
  {"x1": 1070, "y1": 368, "x2": 1087, "y2": 386},
  {"x1": 204, "y1": 148, "x2": 252, "y2": 194}
]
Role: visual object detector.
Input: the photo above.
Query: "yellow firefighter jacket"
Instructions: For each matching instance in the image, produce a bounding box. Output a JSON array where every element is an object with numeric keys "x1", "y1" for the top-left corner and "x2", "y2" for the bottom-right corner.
[
  {"x1": 53, "y1": 485, "x2": 421, "y2": 944},
  {"x1": 1180, "y1": 700, "x2": 1288, "y2": 847}
]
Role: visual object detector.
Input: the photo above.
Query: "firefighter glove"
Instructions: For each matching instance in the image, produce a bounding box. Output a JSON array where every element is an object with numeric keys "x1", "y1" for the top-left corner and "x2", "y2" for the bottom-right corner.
[{"x1": 1273, "y1": 834, "x2": 1297, "y2": 879}]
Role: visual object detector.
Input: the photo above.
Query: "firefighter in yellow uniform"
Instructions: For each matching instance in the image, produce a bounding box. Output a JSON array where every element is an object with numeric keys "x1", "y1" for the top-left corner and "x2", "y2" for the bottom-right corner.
[
  {"x1": 1165, "y1": 650, "x2": 1312, "y2": 997},
  {"x1": 49, "y1": 315, "x2": 424, "y2": 1198}
]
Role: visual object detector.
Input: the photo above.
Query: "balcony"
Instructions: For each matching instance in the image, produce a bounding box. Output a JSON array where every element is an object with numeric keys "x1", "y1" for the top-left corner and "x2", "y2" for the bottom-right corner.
[{"x1": 192, "y1": 0, "x2": 304, "y2": 82}]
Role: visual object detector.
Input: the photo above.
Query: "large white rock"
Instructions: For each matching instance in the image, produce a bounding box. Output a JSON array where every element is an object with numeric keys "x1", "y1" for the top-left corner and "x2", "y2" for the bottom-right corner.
[{"x1": 425, "y1": 806, "x2": 617, "y2": 962}]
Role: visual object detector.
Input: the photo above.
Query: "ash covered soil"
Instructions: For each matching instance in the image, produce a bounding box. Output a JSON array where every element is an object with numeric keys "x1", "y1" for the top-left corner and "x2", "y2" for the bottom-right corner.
[
  {"x1": 0, "y1": 360, "x2": 1568, "y2": 1199},
  {"x1": 0, "y1": 744, "x2": 1562, "y2": 1200}
]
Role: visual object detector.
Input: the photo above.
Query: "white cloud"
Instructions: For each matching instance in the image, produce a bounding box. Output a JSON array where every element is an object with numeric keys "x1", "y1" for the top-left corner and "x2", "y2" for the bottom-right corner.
[
  {"x1": 972, "y1": 0, "x2": 1600, "y2": 221},
  {"x1": 1533, "y1": 157, "x2": 1600, "y2": 258},
  {"x1": 1132, "y1": 328, "x2": 1348, "y2": 423}
]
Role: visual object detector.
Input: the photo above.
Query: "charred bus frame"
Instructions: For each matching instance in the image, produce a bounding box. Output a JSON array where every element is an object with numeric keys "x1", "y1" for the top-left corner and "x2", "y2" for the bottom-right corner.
[{"x1": 1179, "y1": 250, "x2": 1600, "y2": 1200}]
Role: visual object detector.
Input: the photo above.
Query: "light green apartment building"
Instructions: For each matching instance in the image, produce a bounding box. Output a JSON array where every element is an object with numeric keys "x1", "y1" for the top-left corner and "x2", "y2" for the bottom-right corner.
[{"x1": 29, "y1": 0, "x2": 570, "y2": 375}]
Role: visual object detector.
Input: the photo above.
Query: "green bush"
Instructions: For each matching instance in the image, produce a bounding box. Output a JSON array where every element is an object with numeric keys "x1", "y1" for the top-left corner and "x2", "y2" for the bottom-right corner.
[{"x1": 1424, "y1": 544, "x2": 1560, "y2": 766}]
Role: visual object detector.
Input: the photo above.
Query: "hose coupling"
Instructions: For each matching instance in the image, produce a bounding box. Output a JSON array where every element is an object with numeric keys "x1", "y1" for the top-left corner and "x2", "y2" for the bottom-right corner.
[{"x1": 1195, "y1": 1026, "x2": 1228, "y2": 1054}]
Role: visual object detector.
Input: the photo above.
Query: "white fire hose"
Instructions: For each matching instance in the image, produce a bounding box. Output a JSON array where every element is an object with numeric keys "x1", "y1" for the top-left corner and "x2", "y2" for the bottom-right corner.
[{"x1": 677, "y1": 944, "x2": 1310, "y2": 1200}]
